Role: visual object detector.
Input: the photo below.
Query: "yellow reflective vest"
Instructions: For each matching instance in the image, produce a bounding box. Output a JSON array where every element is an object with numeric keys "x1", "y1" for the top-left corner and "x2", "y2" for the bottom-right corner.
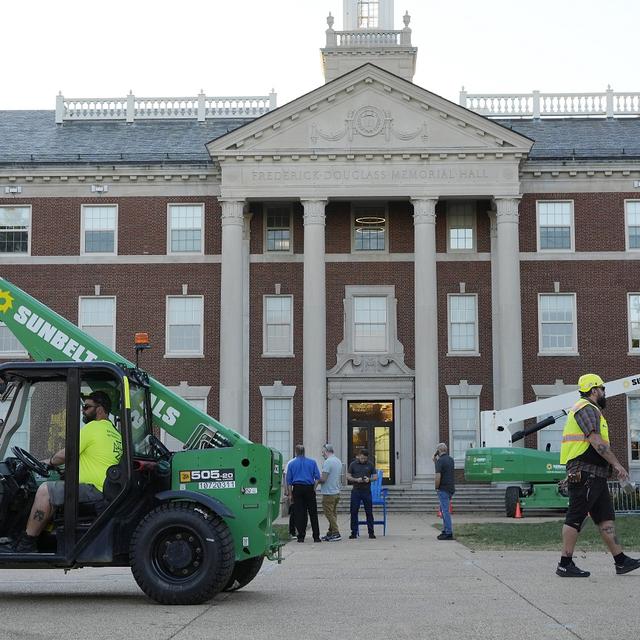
[{"x1": 560, "y1": 398, "x2": 609, "y2": 465}]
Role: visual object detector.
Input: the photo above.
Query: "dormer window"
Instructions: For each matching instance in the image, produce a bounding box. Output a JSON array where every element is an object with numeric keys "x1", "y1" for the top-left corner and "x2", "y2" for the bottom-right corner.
[{"x1": 357, "y1": 1, "x2": 379, "y2": 28}]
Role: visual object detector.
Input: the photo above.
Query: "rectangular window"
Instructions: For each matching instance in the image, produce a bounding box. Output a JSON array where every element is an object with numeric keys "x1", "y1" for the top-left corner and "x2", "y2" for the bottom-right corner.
[
  {"x1": 353, "y1": 205, "x2": 386, "y2": 252},
  {"x1": 0, "y1": 206, "x2": 30, "y2": 254},
  {"x1": 539, "y1": 294, "x2": 577, "y2": 353},
  {"x1": 628, "y1": 294, "x2": 640, "y2": 352},
  {"x1": 264, "y1": 397, "x2": 292, "y2": 463},
  {"x1": 447, "y1": 203, "x2": 475, "y2": 251},
  {"x1": 629, "y1": 397, "x2": 640, "y2": 463},
  {"x1": 168, "y1": 204, "x2": 204, "y2": 254},
  {"x1": 450, "y1": 397, "x2": 479, "y2": 463},
  {"x1": 537, "y1": 201, "x2": 573, "y2": 250},
  {"x1": 263, "y1": 295, "x2": 293, "y2": 356},
  {"x1": 537, "y1": 406, "x2": 567, "y2": 453},
  {"x1": 166, "y1": 296, "x2": 204, "y2": 356},
  {"x1": 163, "y1": 397, "x2": 206, "y2": 451},
  {"x1": 265, "y1": 206, "x2": 291, "y2": 252},
  {"x1": 354, "y1": 296, "x2": 387, "y2": 352},
  {"x1": 448, "y1": 294, "x2": 478, "y2": 353},
  {"x1": 82, "y1": 205, "x2": 117, "y2": 254},
  {"x1": 78, "y1": 297, "x2": 116, "y2": 350},
  {"x1": 357, "y1": 0, "x2": 379, "y2": 28},
  {"x1": 0, "y1": 321, "x2": 27, "y2": 357},
  {"x1": 626, "y1": 201, "x2": 640, "y2": 250}
]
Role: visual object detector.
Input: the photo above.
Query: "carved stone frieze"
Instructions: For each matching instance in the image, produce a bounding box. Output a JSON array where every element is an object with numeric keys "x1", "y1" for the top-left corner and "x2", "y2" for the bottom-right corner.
[
  {"x1": 311, "y1": 105, "x2": 427, "y2": 145},
  {"x1": 327, "y1": 354, "x2": 414, "y2": 377}
]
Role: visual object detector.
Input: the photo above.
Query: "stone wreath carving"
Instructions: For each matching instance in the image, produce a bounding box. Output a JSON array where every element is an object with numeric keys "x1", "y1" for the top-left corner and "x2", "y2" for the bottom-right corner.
[{"x1": 310, "y1": 105, "x2": 428, "y2": 144}]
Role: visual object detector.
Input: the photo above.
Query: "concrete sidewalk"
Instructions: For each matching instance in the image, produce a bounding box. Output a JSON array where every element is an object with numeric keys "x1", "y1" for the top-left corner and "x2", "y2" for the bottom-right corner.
[{"x1": 0, "y1": 513, "x2": 637, "y2": 640}]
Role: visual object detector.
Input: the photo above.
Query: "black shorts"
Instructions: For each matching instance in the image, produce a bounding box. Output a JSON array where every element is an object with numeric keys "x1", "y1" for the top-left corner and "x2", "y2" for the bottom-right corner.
[{"x1": 564, "y1": 473, "x2": 614, "y2": 529}]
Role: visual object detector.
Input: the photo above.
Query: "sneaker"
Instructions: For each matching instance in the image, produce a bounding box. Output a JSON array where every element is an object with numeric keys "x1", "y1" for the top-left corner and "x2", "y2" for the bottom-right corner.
[
  {"x1": 0, "y1": 534, "x2": 37, "y2": 554},
  {"x1": 615, "y1": 556, "x2": 640, "y2": 575},
  {"x1": 297, "y1": 538, "x2": 305, "y2": 543},
  {"x1": 349, "y1": 533, "x2": 358, "y2": 539},
  {"x1": 289, "y1": 533, "x2": 297, "y2": 539},
  {"x1": 368, "y1": 533, "x2": 376, "y2": 539},
  {"x1": 556, "y1": 561, "x2": 590, "y2": 577},
  {"x1": 330, "y1": 533, "x2": 342, "y2": 541},
  {"x1": 437, "y1": 533, "x2": 454, "y2": 540},
  {"x1": 313, "y1": 538, "x2": 322, "y2": 543}
]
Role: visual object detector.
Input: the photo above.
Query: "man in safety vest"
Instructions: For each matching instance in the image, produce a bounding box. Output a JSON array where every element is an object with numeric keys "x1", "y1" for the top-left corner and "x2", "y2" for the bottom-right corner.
[{"x1": 556, "y1": 373, "x2": 640, "y2": 577}]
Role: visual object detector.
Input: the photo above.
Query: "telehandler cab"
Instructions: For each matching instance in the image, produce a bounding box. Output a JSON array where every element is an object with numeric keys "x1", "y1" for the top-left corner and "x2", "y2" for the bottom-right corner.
[{"x1": 0, "y1": 279, "x2": 283, "y2": 604}]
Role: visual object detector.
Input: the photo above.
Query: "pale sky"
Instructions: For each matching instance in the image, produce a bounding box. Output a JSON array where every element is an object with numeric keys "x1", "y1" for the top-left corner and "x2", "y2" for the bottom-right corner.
[{"x1": 1, "y1": 0, "x2": 638, "y2": 111}]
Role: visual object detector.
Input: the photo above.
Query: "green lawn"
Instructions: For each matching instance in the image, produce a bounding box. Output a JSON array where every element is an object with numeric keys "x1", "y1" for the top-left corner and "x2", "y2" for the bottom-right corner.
[{"x1": 446, "y1": 516, "x2": 640, "y2": 550}]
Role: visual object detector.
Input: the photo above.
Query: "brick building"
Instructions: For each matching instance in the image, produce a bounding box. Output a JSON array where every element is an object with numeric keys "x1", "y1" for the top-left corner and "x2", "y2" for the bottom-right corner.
[{"x1": 2, "y1": 0, "x2": 640, "y2": 483}]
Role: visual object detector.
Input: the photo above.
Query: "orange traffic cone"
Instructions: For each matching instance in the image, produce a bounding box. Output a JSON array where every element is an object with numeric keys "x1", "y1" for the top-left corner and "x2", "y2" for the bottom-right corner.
[{"x1": 514, "y1": 501, "x2": 523, "y2": 519}]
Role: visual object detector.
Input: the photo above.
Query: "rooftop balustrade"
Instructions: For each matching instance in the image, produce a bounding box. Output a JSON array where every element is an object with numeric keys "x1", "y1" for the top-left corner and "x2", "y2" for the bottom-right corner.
[
  {"x1": 55, "y1": 91, "x2": 277, "y2": 124},
  {"x1": 460, "y1": 87, "x2": 640, "y2": 119}
]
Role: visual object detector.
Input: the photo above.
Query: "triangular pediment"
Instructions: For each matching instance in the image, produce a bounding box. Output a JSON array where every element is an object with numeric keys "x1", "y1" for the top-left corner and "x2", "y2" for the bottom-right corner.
[{"x1": 207, "y1": 64, "x2": 533, "y2": 158}]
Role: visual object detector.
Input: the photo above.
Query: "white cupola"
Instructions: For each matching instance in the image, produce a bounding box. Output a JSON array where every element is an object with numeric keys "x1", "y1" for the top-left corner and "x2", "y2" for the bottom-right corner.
[{"x1": 322, "y1": 0, "x2": 417, "y2": 82}]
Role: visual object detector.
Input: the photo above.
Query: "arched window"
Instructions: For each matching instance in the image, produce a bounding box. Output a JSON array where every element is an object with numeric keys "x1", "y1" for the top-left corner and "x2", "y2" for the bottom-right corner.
[{"x1": 357, "y1": 1, "x2": 379, "y2": 28}]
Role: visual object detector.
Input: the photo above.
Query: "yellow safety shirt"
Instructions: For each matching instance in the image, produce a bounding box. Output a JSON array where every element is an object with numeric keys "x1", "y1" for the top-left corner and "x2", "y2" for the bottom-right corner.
[{"x1": 79, "y1": 419, "x2": 123, "y2": 491}]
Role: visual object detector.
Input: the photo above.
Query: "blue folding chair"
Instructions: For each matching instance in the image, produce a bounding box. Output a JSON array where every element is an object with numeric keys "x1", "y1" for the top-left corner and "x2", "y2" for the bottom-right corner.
[{"x1": 357, "y1": 469, "x2": 388, "y2": 535}]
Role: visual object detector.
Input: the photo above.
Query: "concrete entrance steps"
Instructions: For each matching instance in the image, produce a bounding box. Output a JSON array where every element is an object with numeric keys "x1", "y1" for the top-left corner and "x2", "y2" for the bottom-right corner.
[{"x1": 335, "y1": 484, "x2": 505, "y2": 513}]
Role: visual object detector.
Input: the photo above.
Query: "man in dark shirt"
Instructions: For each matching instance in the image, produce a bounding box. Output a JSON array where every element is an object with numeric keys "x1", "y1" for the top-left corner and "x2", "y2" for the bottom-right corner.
[
  {"x1": 346, "y1": 449, "x2": 377, "y2": 539},
  {"x1": 557, "y1": 373, "x2": 640, "y2": 577},
  {"x1": 285, "y1": 444, "x2": 321, "y2": 543},
  {"x1": 433, "y1": 443, "x2": 455, "y2": 540}
]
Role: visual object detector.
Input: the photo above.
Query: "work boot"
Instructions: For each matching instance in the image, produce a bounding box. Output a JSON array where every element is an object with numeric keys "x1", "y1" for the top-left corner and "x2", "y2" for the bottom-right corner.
[
  {"x1": 556, "y1": 561, "x2": 590, "y2": 577},
  {"x1": 615, "y1": 556, "x2": 640, "y2": 575},
  {"x1": 0, "y1": 534, "x2": 38, "y2": 554},
  {"x1": 368, "y1": 532, "x2": 376, "y2": 539}
]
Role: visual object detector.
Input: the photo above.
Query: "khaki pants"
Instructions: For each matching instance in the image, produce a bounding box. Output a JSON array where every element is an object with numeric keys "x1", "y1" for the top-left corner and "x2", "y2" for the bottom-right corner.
[{"x1": 322, "y1": 494, "x2": 340, "y2": 535}]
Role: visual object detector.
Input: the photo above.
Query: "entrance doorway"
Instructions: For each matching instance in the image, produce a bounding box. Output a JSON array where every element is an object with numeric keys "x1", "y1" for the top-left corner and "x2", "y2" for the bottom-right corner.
[{"x1": 347, "y1": 401, "x2": 394, "y2": 484}]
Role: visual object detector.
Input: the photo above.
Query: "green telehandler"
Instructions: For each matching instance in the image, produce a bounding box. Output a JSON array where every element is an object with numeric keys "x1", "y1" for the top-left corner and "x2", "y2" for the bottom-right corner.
[{"x1": 0, "y1": 278, "x2": 283, "y2": 604}]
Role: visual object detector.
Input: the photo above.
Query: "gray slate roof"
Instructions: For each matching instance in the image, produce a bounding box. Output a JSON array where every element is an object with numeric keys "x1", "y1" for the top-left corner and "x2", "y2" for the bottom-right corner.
[
  {"x1": 1, "y1": 110, "x2": 639, "y2": 165},
  {"x1": 496, "y1": 118, "x2": 640, "y2": 160},
  {"x1": 0, "y1": 111, "x2": 248, "y2": 165}
]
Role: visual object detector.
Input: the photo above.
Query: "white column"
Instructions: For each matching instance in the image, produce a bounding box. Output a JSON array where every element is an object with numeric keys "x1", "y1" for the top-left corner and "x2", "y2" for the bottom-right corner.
[
  {"x1": 219, "y1": 199, "x2": 245, "y2": 432},
  {"x1": 488, "y1": 208, "x2": 501, "y2": 418},
  {"x1": 302, "y1": 199, "x2": 328, "y2": 466},
  {"x1": 240, "y1": 212, "x2": 253, "y2": 438},
  {"x1": 494, "y1": 197, "x2": 523, "y2": 413},
  {"x1": 412, "y1": 197, "x2": 439, "y2": 480}
]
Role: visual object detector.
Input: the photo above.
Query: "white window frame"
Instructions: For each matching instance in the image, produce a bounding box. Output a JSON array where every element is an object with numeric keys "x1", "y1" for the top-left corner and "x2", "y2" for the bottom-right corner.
[
  {"x1": 351, "y1": 203, "x2": 388, "y2": 254},
  {"x1": 0, "y1": 205, "x2": 32, "y2": 256},
  {"x1": 628, "y1": 293, "x2": 640, "y2": 354},
  {"x1": 262, "y1": 295, "x2": 294, "y2": 357},
  {"x1": 625, "y1": 200, "x2": 640, "y2": 252},
  {"x1": 167, "y1": 203, "x2": 205, "y2": 256},
  {"x1": 446, "y1": 202, "x2": 476, "y2": 252},
  {"x1": 264, "y1": 204, "x2": 293, "y2": 254},
  {"x1": 78, "y1": 296, "x2": 116, "y2": 351},
  {"x1": 357, "y1": 0, "x2": 379, "y2": 28},
  {"x1": 260, "y1": 381, "x2": 296, "y2": 463},
  {"x1": 353, "y1": 295, "x2": 388, "y2": 354},
  {"x1": 446, "y1": 381, "x2": 482, "y2": 467},
  {"x1": 532, "y1": 381, "x2": 575, "y2": 453},
  {"x1": 536, "y1": 200, "x2": 575, "y2": 252},
  {"x1": 0, "y1": 321, "x2": 29, "y2": 358},
  {"x1": 81, "y1": 204, "x2": 118, "y2": 256},
  {"x1": 165, "y1": 295, "x2": 205, "y2": 358},
  {"x1": 538, "y1": 293, "x2": 578, "y2": 356},
  {"x1": 163, "y1": 385, "x2": 210, "y2": 450},
  {"x1": 447, "y1": 293, "x2": 479, "y2": 356},
  {"x1": 627, "y1": 395, "x2": 640, "y2": 467}
]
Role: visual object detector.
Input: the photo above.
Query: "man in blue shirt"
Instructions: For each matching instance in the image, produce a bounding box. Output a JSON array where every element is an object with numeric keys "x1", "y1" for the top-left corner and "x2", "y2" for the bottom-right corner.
[{"x1": 285, "y1": 444, "x2": 321, "y2": 543}]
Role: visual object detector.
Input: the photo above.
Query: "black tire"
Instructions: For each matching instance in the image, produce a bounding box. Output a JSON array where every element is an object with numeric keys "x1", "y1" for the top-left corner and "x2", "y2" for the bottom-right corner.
[
  {"x1": 223, "y1": 556, "x2": 265, "y2": 592},
  {"x1": 129, "y1": 502, "x2": 234, "y2": 605},
  {"x1": 505, "y1": 486, "x2": 520, "y2": 518}
]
